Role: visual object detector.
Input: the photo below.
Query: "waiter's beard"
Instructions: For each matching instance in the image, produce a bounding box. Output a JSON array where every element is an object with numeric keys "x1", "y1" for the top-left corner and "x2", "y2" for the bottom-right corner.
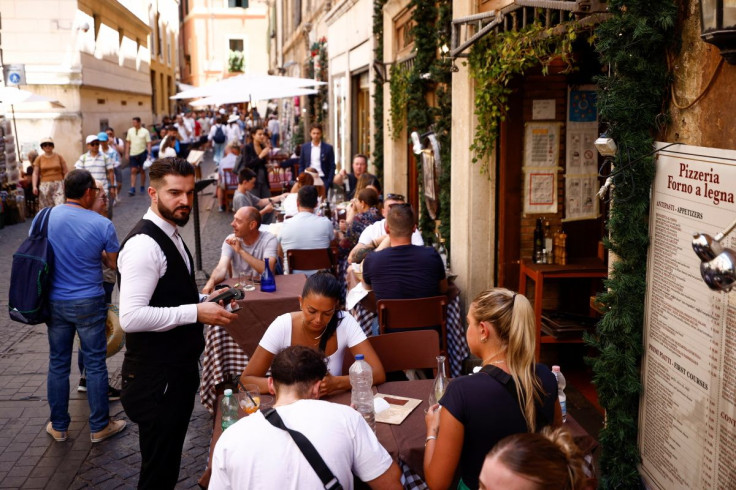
[{"x1": 158, "y1": 201, "x2": 191, "y2": 227}]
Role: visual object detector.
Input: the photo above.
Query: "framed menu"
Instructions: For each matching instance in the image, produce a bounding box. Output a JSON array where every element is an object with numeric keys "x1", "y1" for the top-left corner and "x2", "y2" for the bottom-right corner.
[{"x1": 639, "y1": 142, "x2": 736, "y2": 489}]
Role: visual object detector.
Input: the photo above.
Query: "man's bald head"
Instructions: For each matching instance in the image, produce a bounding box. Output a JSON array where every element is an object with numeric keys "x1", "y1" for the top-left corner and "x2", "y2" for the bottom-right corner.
[{"x1": 235, "y1": 206, "x2": 261, "y2": 227}]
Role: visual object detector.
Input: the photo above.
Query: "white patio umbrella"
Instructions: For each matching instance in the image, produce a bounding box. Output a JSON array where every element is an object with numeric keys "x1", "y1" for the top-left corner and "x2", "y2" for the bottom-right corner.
[
  {"x1": 171, "y1": 74, "x2": 325, "y2": 100},
  {"x1": 188, "y1": 86, "x2": 318, "y2": 107},
  {"x1": 0, "y1": 86, "x2": 65, "y2": 108}
]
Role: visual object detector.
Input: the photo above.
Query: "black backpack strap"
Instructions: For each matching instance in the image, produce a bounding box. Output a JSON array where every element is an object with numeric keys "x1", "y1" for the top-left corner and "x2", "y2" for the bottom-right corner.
[
  {"x1": 34, "y1": 207, "x2": 53, "y2": 237},
  {"x1": 479, "y1": 364, "x2": 549, "y2": 429},
  {"x1": 264, "y1": 408, "x2": 343, "y2": 490}
]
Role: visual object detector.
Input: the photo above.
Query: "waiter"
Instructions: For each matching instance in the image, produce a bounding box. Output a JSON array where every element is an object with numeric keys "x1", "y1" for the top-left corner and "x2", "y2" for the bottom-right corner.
[{"x1": 118, "y1": 157, "x2": 237, "y2": 489}]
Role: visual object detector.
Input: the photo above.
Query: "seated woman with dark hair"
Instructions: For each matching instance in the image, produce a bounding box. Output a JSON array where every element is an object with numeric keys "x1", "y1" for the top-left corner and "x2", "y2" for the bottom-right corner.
[
  {"x1": 240, "y1": 271, "x2": 385, "y2": 397},
  {"x1": 423, "y1": 288, "x2": 562, "y2": 490},
  {"x1": 479, "y1": 426, "x2": 589, "y2": 490},
  {"x1": 338, "y1": 187, "x2": 381, "y2": 259}
]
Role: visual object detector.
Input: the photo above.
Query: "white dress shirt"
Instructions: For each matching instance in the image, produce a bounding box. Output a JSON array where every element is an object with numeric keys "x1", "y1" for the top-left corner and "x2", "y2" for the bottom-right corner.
[
  {"x1": 118, "y1": 209, "x2": 199, "y2": 333},
  {"x1": 309, "y1": 142, "x2": 323, "y2": 176}
]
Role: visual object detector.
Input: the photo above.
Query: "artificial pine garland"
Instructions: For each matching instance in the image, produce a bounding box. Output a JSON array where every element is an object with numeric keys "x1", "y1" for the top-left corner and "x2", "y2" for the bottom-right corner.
[{"x1": 589, "y1": 1, "x2": 677, "y2": 487}]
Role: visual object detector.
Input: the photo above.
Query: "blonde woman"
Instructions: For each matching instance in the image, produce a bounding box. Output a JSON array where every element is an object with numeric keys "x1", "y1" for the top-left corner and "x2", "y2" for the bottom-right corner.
[
  {"x1": 32, "y1": 137, "x2": 68, "y2": 209},
  {"x1": 423, "y1": 288, "x2": 562, "y2": 490}
]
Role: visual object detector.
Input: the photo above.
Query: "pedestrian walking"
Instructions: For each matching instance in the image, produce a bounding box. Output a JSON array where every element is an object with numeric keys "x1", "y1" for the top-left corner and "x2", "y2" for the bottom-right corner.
[
  {"x1": 98, "y1": 132, "x2": 120, "y2": 206},
  {"x1": 75, "y1": 135, "x2": 114, "y2": 219},
  {"x1": 42, "y1": 169, "x2": 126, "y2": 444},
  {"x1": 208, "y1": 116, "x2": 227, "y2": 166},
  {"x1": 105, "y1": 127, "x2": 125, "y2": 204},
  {"x1": 31, "y1": 137, "x2": 68, "y2": 209},
  {"x1": 125, "y1": 117, "x2": 152, "y2": 196},
  {"x1": 118, "y1": 158, "x2": 237, "y2": 489}
]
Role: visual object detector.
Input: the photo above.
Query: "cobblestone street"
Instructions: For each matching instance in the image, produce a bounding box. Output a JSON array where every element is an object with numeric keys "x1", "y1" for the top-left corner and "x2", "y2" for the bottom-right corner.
[{"x1": 0, "y1": 151, "x2": 234, "y2": 489}]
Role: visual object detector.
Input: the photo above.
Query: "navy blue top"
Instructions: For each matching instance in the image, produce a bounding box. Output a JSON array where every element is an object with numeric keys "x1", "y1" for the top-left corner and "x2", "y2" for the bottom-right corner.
[
  {"x1": 440, "y1": 364, "x2": 558, "y2": 489},
  {"x1": 362, "y1": 245, "x2": 445, "y2": 301}
]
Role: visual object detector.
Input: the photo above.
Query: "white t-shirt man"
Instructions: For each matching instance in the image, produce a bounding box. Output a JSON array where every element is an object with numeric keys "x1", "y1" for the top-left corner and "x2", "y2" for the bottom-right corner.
[
  {"x1": 260, "y1": 312, "x2": 366, "y2": 375},
  {"x1": 358, "y1": 219, "x2": 424, "y2": 246},
  {"x1": 209, "y1": 399, "x2": 393, "y2": 490},
  {"x1": 220, "y1": 232, "x2": 278, "y2": 278},
  {"x1": 279, "y1": 211, "x2": 334, "y2": 274}
]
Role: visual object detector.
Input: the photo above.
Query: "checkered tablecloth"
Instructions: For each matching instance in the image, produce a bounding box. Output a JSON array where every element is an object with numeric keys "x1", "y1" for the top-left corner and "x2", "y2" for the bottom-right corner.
[
  {"x1": 400, "y1": 459, "x2": 428, "y2": 489},
  {"x1": 350, "y1": 295, "x2": 468, "y2": 378},
  {"x1": 200, "y1": 324, "x2": 250, "y2": 414}
]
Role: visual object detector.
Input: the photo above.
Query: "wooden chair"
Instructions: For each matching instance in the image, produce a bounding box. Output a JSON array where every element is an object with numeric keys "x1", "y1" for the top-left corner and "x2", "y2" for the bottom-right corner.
[
  {"x1": 222, "y1": 169, "x2": 239, "y2": 210},
  {"x1": 377, "y1": 296, "x2": 449, "y2": 355},
  {"x1": 286, "y1": 248, "x2": 337, "y2": 275},
  {"x1": 342, "y1": 330, "x2": 441, "y2": 374}
]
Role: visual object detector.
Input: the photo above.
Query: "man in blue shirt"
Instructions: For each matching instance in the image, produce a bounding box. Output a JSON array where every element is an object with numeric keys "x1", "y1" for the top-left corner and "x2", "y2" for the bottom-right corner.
[{"x1": 43, "y1": 169, "x2": 126, "y2": 444}]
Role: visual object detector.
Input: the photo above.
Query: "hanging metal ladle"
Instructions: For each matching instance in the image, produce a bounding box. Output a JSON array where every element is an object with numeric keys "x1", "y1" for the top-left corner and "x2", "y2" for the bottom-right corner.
[{"x1": 692, "y1": 217, "x2": 736, "y2": 292}]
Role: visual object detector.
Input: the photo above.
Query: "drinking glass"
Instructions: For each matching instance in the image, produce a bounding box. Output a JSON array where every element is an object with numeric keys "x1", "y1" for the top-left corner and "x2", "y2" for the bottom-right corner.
[
  {"x1": 242, "y1": 270, "x2": 256, "y2": 291},
  {"x1": 239, "y1": 384, "x2": 260, "y2": 415}
]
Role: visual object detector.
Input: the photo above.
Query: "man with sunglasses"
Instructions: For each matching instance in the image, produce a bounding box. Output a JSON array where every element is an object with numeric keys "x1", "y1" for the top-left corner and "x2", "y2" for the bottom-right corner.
[
  {"x1": 75, "y1": 135, "x2": 114, "y2": 219},
  {"x1": 347, "y1": 193, "x2": 424, "y2": 263}
]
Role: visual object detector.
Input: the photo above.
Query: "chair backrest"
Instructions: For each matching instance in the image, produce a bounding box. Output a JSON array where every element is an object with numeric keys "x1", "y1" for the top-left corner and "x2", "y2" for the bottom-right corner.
[
  {"x1": 286, "y1": 248, "x2": 336, "y2": 275},
  {"x1": 377, "y1": 296, "x2": 448, "y2": 354},
  {"x1": 342, "y1": 330, "x2": 442, "y2": 374},
  {"x1": 223, "y1": 169, "x2": 239, "y2": 190}
]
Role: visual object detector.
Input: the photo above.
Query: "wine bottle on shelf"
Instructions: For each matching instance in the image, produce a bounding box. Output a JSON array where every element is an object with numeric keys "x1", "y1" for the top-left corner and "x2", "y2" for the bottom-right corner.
[
  {"x1": 533, "y1": 218, "x2": 544, "y2": 264},
  {"x1": 544, "y1": 220, "x2": 553, "y2": 264}
]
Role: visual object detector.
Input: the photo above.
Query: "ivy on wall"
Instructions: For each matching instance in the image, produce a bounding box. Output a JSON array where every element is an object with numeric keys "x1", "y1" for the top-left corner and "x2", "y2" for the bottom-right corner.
[
  {"x1": 306, "y1": 38, "x2": 329, "y2": 126},
  {"x1": 467, "y1": 19, "x2": 577, "y2": 173},
  {"x1": 589, "y1": 1, "x2": 677, "y2": 488},
  {"x1": 372, "y1": 0, "x2": 388, "y2": 182},
  {"x1": 384, "y1": 0, "x2": 453, "y2": 245}
]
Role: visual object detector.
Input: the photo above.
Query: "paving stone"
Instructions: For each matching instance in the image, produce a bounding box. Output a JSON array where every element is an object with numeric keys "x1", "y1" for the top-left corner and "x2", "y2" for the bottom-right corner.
[{"x1": 20, "y1": 477, "x2": 47, "y2": 489}]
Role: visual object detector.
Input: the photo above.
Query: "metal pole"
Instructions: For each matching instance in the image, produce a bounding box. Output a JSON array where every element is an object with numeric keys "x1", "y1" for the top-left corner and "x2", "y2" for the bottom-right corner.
[{"x1": 193, "y1": 178, "x2": 215, "y2": 273}]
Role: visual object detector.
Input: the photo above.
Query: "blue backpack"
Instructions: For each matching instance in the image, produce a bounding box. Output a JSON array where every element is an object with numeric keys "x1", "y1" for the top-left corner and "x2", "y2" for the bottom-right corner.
[
  {"x1": 9, "y1": 207, "x2": 55, "y2": 324},
  {"x1": 213, "y1": 125, "x2": 226, "y2": 144}
]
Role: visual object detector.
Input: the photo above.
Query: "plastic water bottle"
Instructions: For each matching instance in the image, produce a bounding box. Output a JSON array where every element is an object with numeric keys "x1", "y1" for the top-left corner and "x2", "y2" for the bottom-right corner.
[
  {"x1": 349, "y1": 354, "x2": 375, "y2": 432},
  {"x1": 261, "y1": 258, "x2": 276, "y2": 292},
  {"x1": 221, "y1": 389, "x2": 239, "y2": 431},
  {"x1": 552, "y1": 365, "x2": 567, "y2": 422}
]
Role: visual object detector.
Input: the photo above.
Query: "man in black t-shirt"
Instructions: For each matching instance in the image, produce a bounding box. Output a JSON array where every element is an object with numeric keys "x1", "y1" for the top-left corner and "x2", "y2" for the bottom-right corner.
[{"x1": 362, "y1": 204, "x2": 446, "y2": 301}]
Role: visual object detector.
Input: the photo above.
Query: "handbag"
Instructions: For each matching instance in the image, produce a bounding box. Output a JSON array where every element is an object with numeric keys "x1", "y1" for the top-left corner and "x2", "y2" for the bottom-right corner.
[{"x1": 264, "y1": 408, "x2": 343, "y2": 490}]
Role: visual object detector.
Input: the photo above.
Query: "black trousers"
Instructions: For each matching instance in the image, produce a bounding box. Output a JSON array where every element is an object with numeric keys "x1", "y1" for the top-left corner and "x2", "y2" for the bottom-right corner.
[{"x1": 121, "y1": 362, "x2": 199, "y2": 490}]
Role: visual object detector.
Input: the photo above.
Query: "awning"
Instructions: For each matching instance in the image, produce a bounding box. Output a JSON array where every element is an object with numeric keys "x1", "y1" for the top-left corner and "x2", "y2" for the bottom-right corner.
[{"x1": 171, "y1": 74, "x2": 326, "y2": 100}]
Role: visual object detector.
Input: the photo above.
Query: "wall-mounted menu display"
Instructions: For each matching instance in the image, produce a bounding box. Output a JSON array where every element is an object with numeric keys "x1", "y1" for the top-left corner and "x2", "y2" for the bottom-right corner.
[{"x1": 639, "y1": 143, "x2": 736, "y2": 489}]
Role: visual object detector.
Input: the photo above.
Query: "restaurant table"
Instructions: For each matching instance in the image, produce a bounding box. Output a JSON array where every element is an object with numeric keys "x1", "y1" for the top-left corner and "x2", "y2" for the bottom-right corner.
[
  {"x1": 200, "y1": 274, "x2": 307, "y2": 413},
  {"x1": 345, "y1": 267, "x2": 469, "y2": 378},
  {"x1": 199, "y1": 379, "x2": 434, "y2": 489},
  {"x1": 518, "y1": 258, "x2": 607, "y2": 360}
]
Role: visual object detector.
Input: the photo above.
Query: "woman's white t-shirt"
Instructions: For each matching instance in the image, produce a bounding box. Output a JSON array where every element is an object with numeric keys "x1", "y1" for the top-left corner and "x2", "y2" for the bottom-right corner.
[{"x1": 259, "y1": 312, "x2": 367, "y2": 375}]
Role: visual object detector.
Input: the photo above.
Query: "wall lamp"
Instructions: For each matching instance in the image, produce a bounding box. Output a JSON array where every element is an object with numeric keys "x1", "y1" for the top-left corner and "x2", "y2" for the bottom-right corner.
[
  {"x1": 700, "y1": 0, "x2": 736, "y2": 64},
  {"x1": 693, "y1": 217, "x2": 736, "y2": 291}
]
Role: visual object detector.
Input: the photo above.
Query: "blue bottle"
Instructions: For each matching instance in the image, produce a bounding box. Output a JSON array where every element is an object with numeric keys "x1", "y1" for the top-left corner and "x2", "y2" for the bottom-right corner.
[{"x1": 261, "y1": 257, "x2": 276, "y2": 292}]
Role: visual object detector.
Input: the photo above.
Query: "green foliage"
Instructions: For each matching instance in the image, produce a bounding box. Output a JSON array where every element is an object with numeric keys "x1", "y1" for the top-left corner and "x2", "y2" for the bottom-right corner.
[
  {"x1": 228, "y1": 50, "x2": 244, "y2": 72},
  {"x1": 467, "y1": 21, "x2": 576, "y2": 173},
  {"x1": 306, "y1": 38, "x2": 328, "y2": 127},
  {"x1": 586, "y1": 0, "x2": 677, "y2": 487},
  {"x1": 372, "y1": 0, "x2": 388, "y2": 181},
  {"x1": 388, "y1": 63, "x2": 410, "y2": 140}
]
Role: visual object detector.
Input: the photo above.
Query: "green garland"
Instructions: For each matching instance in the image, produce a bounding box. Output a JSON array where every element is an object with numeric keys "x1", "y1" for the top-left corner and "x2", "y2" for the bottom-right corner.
[
  {"x1": 588, "y1": 1, "x2": 676, "y2": 488},
  {"x1": 372, "y1": 0, "x2": 388, "y2": 182},
  {"x1": 388, "y1": 63, "x2": 411, "y2": 140},
  {"x1": 468, "y1": 20, "x2": 576, "y2": 173},
  {"x1": 306, "y1": 38, "x2": 329, "y2": 126}
]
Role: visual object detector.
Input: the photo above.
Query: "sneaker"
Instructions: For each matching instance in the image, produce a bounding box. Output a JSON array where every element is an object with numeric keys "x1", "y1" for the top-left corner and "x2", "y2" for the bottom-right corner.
[
  {"x1": 140, "y1": 186, "x2": 145, "y2": 193},
  {"x1": 46, "y1": 422, "x2": 68, "y2": 442},
  {"x1": 107, "y1": 385, "x2": 121, "y2": 401},
  {"x1": 128, "y1": 188, "x2": 135, "y2": 196},
  {"x1": 115, "y1": 197, "x2": 122, "y2": 206},
  {"x1": 218, "y1": 206, "x2": 226, "y2": 212},
  {"x1": 90, "y1": 419, "x2": 126, "y2": 443},
  {"x1": 78, "y1": 377, "x2": 87, "y2": 392}
]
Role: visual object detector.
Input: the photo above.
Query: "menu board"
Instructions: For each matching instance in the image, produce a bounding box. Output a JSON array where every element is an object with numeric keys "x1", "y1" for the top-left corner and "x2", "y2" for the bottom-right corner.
[{"x1": 639, "y1": 142, "x2": 736, "y2": 489}]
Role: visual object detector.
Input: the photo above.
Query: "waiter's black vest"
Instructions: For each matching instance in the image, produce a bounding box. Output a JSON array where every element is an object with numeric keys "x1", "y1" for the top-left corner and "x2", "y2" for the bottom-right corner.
[{"x1": 119, "y1": 219, "x2": 204, "y2": 368}]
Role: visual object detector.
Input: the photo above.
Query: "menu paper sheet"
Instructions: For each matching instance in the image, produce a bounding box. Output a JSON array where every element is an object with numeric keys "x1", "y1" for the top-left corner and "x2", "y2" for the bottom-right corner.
[
  {"x1": 374, "y1": 394, "x2": 422, "y2": 425},
  {"x1": 639, "y1": 143, "x2": 736, "y2": 489}
]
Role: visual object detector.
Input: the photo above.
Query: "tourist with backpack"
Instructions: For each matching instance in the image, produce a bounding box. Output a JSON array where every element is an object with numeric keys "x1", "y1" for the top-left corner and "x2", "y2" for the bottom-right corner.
[
  {"x1": 208, "y1": 116, "x2": 228, "y2": 166},
  {"x1": 36, "y1": 169, "x2": 126, "y2": 444}
]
